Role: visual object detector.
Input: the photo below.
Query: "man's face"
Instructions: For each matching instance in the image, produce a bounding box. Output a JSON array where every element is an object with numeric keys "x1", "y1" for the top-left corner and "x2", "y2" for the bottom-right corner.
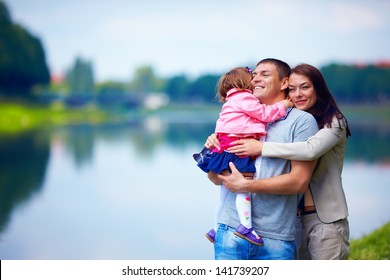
[{"x1": 251, "y1": 62, "x2": 285, "y2": 104}]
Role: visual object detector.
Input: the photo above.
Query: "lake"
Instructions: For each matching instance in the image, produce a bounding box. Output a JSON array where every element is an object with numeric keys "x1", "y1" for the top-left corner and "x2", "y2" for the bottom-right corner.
[{"x1": 0, "y1": 111, "x2": 389, "y2": 259}]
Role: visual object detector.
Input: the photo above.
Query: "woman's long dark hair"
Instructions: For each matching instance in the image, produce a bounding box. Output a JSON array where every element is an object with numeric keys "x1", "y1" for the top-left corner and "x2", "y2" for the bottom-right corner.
[{"x1": 291, "y1": 64, "x2": 351, "y2": 137}]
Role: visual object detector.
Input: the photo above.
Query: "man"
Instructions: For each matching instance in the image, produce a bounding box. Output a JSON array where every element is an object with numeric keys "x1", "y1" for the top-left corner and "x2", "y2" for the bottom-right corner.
[{"x1": 206, "y1": 58, "x2": 319, "y2": 259}]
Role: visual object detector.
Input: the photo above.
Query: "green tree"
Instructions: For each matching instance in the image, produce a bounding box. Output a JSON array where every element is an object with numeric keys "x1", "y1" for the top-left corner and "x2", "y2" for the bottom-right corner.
[
  {"x1": 164, "y1": 75, "x2": 190, "y2": 103},
  {"x1": 321, "y1": 64, "x2": 357, "y2": 102},
  {"x1": 359, "y1": 66, "x2": 390, "y2": 102},
  {"x1": 187, "y1": 74, "x2": 220, "y2": 103},
  {"x1": 95, "y1": 81, "x2": 128, "y2": 106},
  {"x1": 0, "y1": 1, "x2": 50, "y2": 97},
  {"x1": 321, "y1": 63, "x2": 390, "y2": 103},
  {"x1": 66, "y1": 57, "x2": 95, "y2": 95},
  {"x1": 129, "y1": 66, "x2": 165, "y2": 98}
]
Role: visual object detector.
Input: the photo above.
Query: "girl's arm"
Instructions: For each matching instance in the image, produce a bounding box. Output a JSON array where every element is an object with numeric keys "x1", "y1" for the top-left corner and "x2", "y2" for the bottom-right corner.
[{"x1": 240, "y1": 94, "x2": 290, "y2": 123}]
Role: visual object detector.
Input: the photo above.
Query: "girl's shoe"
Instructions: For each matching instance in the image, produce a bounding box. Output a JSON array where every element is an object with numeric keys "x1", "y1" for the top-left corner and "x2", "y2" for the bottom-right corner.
[
  {"x1": 234, "y1": 224, "x2": 264, "y2": 246},
  {"x1": 205, "y1": 229, "x2": 216, "y2": 243}
]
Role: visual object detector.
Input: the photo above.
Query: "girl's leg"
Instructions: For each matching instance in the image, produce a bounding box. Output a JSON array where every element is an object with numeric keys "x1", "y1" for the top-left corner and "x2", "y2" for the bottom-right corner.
[
  {"x1": 235, "y1": 192, "x2": 259, "y2": 238},
  {"x1": 235, "y1": 192, "x2": 263, "y2": 245},
  {"x1": 234, "y1": 173, "x2": 263, "y2": 246}
]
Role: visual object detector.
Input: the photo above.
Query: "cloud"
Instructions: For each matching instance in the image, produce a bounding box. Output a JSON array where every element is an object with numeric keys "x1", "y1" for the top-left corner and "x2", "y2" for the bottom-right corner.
[{"x1": 331, "y1": 2, "x2": 385, "y2": 31}]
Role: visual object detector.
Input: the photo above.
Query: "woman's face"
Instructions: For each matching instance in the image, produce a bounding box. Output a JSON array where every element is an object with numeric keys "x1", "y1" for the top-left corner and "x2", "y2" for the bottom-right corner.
[{"x1": 288, "y1": 73, "x2": 317, "y2": 113}]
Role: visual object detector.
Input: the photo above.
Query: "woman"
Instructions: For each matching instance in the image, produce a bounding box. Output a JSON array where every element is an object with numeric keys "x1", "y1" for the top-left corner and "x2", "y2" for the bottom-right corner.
[{"x1": 207, "y1": 63, "x2": 351, "y2": 260}]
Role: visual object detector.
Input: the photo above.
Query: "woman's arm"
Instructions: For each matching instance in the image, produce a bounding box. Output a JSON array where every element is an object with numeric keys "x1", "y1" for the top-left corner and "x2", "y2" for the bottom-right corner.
[
  {"x1": 229, "y1": 117, "x2": 346, "y2": 160},
  {"x1": 227, "y1": 138, "x2": 263, "y2": 157},
  {"x1": 263, "y1": 122, "x2": 344, "y2": 161}
]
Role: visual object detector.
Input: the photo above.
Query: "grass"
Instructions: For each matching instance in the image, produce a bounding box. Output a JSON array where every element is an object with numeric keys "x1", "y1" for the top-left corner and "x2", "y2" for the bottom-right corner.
[
  {"x1": 349, "y1": 221, "x2": 390, "y2": 260},
  {"x1": 0, "y1": 101, "x2": 111, "y2": 134}
]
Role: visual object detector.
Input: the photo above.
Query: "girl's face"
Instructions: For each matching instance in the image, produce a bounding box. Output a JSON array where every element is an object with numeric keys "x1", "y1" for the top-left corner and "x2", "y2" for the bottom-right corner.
[{"x1": 288, "y1": 73, "x2": 317, "y2": 113}]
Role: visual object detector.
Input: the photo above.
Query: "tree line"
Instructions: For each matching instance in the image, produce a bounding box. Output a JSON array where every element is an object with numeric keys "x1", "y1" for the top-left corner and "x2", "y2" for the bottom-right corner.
[
  {"x1": 0, "y1": 1, "x2": 50, "y2": 96},
  {"x1": 41, "y1": 61, "x2": 390, "y2": 107},
  {"x1": 1, "y1": 0, "x2": 389, "y2": 105}
]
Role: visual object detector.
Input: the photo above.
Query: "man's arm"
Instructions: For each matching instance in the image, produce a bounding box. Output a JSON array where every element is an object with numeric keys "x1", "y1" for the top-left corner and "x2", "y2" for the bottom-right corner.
[
  {"x1": 218, "y1": 160, "x2": 317, "y2": 195},
  {"x1": 208, "y1": 171, "x2": 221, "y2": 185},
  {"x1": 208, "y1": 169, "x2": 255, "y2": 185}
]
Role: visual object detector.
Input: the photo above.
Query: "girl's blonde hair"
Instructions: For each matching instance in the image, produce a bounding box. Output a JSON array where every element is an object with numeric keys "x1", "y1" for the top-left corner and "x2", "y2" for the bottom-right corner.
[{"x1": 216, "y1": 67, "x2": 253, "y2": 102}]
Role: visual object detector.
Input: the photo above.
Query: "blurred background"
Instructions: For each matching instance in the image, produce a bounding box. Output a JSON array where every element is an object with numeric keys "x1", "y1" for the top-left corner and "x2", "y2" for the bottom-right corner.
[{"x1": 0, "y1": 0, "x2": 389, "y2": 259}]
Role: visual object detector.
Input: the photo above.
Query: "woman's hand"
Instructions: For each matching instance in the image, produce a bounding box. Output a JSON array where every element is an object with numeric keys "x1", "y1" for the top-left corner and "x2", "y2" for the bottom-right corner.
[
  {"x1": 228, "y1": 138, "x2": 263, "y2": 157},
  {"x1": 205, "y1": 133, "x2": 220, "y2": 150}
]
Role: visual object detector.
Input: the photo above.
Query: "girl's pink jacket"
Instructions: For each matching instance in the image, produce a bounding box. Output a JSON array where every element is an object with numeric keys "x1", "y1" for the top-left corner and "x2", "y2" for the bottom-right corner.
[{"x1": 215, "y1": 88, "x2": 287, "y2": 135}]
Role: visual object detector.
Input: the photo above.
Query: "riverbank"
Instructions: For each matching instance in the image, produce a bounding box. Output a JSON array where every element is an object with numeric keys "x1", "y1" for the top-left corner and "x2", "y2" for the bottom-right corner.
[
  {"x1": 0, "y1": 102, "x2": 112, "y2": 134},
  {"x1": 0, "y1": 101, "x2": 389, "y2": 134},
  {"x1": 0, "y1": 102, "x2": 220, "y2": 133}
]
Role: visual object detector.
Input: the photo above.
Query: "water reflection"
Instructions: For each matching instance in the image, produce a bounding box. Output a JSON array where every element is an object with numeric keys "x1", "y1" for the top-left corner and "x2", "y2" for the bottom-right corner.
[
  {"x1": 347, "y1": 122, "x2": 390, "y2": 162},
  {"x1": 0, "y1": 116, "x2": 389, "y2": 259},
  {"x1": 0, "y1": 131, "x2": 50, "y2": 232}
]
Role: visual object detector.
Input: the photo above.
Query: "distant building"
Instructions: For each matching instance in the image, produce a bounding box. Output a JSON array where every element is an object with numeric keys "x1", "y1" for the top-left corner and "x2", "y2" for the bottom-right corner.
[
  {"x1": 50, "y1": 73, "x2": 65, "y2": 84},
  {"x1": 143, "y1": 93, "x2": 169, "y2": 110}
]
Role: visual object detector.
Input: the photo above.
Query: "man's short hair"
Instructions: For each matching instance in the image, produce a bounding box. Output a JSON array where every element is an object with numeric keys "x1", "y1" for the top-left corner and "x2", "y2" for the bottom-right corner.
[{"x1": 257, "y1": 58, "x2": 291, "y2": 80}]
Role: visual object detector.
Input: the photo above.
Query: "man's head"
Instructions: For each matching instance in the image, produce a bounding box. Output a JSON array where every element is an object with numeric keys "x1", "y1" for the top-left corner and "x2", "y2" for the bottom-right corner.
[{"x1": 251, "y1": 58, "x2": 291, "y2": 105}]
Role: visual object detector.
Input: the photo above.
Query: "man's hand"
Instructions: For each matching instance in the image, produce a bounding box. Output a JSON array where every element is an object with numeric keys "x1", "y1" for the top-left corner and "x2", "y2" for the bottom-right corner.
[
  {"x1": 228, "y1": 138, "x2": 263, "y2": 157},
  {"x1": 217, "y1": 162, "x2": 251, "y2": 193}
]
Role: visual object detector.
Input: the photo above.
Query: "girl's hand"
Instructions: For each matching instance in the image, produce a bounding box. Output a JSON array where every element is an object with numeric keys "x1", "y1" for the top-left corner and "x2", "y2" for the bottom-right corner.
[
  {"x1": 205, "y1": 133, "x2": 220, "y2": 150},
  {"x1": 282, "y1": 98, "x2": 294, "y2": 109},
  {"x1": 286, "y1": 96, "x2": 294, "y2": 107},
  {"x1": 228, "y1": 138, "x2": 263, "y2": 157}
]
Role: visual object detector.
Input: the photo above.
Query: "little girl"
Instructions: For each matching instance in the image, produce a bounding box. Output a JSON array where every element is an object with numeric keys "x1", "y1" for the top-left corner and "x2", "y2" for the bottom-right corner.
[{"x1": 194, "y1": 66, "x2": 292, "y2": 246}]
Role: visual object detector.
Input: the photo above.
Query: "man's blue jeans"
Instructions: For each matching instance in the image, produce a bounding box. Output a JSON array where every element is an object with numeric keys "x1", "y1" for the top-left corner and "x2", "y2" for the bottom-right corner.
[{"x1": 214, "y1": 224, "x2": 296, "y2": 260}]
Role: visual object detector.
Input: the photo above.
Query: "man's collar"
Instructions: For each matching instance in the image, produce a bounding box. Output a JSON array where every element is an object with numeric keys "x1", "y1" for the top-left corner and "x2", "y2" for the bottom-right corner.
[{"x1": 282, "y1": 107, "x2": 293, "y2": 120}]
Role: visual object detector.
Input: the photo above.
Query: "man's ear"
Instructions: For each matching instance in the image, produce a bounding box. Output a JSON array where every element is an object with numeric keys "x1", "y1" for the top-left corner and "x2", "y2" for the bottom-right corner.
[{"x1": 281, "y1": 77, "x2": 289, "y2": 91}]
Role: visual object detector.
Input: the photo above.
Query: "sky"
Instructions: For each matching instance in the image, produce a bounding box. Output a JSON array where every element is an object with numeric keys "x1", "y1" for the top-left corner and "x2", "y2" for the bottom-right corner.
[{"x1": 5, "y1": 0, "x2": 390, "y2": 82}]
